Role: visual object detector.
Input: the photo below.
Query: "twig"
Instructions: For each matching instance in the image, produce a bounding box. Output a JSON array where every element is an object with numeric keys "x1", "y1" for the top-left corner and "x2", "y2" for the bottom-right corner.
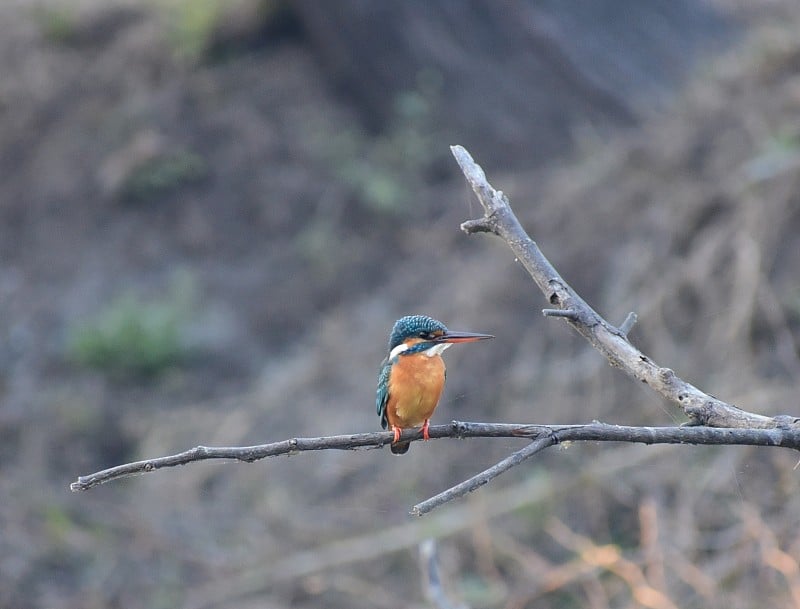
[
  {"x1": 542, "y1": 308, "x2": 579, "y2": 320},
  {"x1": 546, "y1": 517, "x2": 681, "y2": 609},
  {"x1": 618, "y1": 312, "x2": 638, "y2": 337},
  {"x1": 411, "y1": 436, "x2": 556, "y2": 516},
  {"x1": 451, "y1": 144, "x2": 800, "y2": 431},
  {"x1": 71, "y1": 421, "x2": 800, "y2": 492},
  {"x1": 419, "y1": 539, "x2": 471, "y2": 609}
]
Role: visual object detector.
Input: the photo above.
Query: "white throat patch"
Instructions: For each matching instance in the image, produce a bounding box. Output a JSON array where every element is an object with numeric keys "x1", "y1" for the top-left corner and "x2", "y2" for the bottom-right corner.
[
  {"x1": 424, "y1": 342, "x2": 451, "y2": 357},
  {"x1": 388, "y1": 341, "x2": 451, "y2": 360}
]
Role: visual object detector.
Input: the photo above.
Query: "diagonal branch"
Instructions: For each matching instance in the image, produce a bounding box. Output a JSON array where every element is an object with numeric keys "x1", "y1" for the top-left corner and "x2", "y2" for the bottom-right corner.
[
  {"x1": 411, "y1": 435, "x2": 556, "y2": 516},
  {"x1": 452, "y1": 144, "x2": 800, "y2": 431},
  {"x1": 70, "y1": 421, "x2": 800, "y2": 492}
]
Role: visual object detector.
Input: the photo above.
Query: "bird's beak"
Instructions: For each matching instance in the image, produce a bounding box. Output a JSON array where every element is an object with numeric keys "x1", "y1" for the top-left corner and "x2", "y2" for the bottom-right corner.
[{"x1": 434, "y1": 331, "x2": 494, "y2": 344}]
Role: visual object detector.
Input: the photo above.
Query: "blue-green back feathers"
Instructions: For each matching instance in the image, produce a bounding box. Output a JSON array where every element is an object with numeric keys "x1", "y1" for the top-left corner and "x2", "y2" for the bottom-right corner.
[{"x1": 376, "y1": 357, "x2": 392, "y2": 429}]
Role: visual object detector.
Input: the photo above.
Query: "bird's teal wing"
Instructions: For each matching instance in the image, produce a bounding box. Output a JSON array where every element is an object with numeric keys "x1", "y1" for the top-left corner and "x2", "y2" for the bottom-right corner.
[{"x1": 376, "y1": 357, "x2": 392, "y2": 430}]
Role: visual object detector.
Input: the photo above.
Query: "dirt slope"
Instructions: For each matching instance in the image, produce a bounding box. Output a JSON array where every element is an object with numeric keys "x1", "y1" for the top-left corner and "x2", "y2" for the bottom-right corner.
[{"x1": 1, "y1": 2, "x2": 799, "y2": 609}]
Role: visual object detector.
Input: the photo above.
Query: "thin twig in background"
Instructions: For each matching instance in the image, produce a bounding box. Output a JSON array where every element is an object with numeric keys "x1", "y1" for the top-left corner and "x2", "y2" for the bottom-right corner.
[
  {"x1": 419, "y1": 539, "x2": 471, "y2": 609},
  {"x1": 183, "y1": 446, "x2": 658, "y2": 609},
  {"x1": 546, "y1": 518, "x2": 681, "y2": 609}
]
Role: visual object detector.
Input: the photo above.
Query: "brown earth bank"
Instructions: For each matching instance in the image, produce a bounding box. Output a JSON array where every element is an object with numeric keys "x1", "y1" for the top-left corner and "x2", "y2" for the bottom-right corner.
[{"x1": 1, "y1": 2, "x2": 799, "y2": 608}]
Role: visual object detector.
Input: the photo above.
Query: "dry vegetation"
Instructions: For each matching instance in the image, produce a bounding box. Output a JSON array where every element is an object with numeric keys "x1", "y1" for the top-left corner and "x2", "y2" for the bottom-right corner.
[{"x1": 1, "y1": 2, "x2": 799, "y2": 609}]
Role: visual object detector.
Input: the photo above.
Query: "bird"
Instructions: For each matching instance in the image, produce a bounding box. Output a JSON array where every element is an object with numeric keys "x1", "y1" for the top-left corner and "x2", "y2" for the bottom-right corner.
[{"x1": 376, "y1": 315, "x2": 494, "y2": 454}]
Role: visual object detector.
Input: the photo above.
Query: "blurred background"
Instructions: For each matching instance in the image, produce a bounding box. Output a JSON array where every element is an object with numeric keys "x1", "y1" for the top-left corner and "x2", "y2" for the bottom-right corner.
[{"x1": 2, "y1": 0, "x2": 800, "y2": 607}]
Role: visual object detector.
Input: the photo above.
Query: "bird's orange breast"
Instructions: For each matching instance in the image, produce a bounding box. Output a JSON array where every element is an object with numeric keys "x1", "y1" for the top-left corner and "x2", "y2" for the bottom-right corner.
[{"x1": 386, "y1": 353, "x2": 446, "y2": 430}]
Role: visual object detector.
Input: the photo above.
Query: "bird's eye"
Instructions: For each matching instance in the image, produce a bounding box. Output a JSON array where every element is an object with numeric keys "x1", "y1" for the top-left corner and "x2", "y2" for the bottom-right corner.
[{"x1": 419, "y1": 331, "x2": 432, "y2": 339}]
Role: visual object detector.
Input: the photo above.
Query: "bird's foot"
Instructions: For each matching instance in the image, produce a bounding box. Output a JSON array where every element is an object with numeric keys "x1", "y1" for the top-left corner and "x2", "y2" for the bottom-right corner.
[
  {"x1": 422, "y1": 419, "x2": 430, "y2": 441},
  {"x1": 392, "y1": 426, "x2": 402, "y2": 443}
]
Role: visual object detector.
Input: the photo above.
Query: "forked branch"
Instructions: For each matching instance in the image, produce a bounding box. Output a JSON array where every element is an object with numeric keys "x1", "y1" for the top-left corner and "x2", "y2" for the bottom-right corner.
[
  {"x1": 70, "y1": 145, "x2": 800, "y2": 516},
  {"x1": 70, "y1": 421, "x2": 800, "y2": 492},
  {"x1": 452, "y1": 144, "x2": 799, "y2": 431}
]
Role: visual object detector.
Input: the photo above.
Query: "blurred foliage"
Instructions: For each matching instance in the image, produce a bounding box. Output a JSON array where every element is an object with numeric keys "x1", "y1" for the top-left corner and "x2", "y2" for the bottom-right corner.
[
  {"x1": 119, "y1": 150, "x2": 207, "y2": 203},
  {"x1": 458, "y1": 573, "x2": 507, "y2": 606},
  {"x1": 43, "y1": 505, "x2": 74, "y2": 547},
  {"x1": 782, "y1": 286, "x2": 800, "y2": 319},
  {"x1": 152, "y1": 0, "x2": 283, "y2": 62},
  {"x1": 67, "y1": 275, "x2": 196, "y2": 379},
  {"x1": 743, "y1": 128, "x2": 800, "y2": 182},
  {"x1": 31, "y1": 5, "x2": 79, "y2": 45},
  {"x1": 314, "y1": 70, "x2": 444, "y2": 215},
  {"x1": 153, "y1": 0, "x2": 222, "y2": 61},
  {"x1": 295, "y1": 217, "x2": 340, "y2": 272}
]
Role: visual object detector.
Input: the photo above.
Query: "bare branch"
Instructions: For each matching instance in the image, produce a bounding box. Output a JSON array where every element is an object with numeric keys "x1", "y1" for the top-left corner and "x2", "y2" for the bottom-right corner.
[
  {"x1": 71, "y1": 421, "x2": 800, "y2": 492},
  {"x1": 411, "y1": 435, "x2": 556, "y2": 516},
  {"x1": 451, "y1": 144, "x2": 800, "y2": 431},
  {"x1": 411, "y1": 423, "x2": 800, "y2": 516}
]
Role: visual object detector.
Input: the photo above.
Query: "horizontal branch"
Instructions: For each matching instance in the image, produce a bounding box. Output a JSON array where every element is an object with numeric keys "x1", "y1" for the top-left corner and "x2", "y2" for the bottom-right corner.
[
  {"x1": 451, "y1": 144, "x2": 800, "y2": 431},
  {"x1": 71, "y1": 421, "x2": 800, "y2": 492}
]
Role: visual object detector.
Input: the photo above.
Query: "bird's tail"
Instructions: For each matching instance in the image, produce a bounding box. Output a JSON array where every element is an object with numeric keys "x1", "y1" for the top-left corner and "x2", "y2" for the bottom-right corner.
[{"x1": 390, "y1": 441, "x2": 411, "y2": 455}]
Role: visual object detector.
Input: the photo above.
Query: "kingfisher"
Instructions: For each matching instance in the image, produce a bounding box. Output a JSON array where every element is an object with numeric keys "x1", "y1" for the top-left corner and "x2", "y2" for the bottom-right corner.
[{"x1": 376, "y1": 315, "x2": 494, "y2": 454}]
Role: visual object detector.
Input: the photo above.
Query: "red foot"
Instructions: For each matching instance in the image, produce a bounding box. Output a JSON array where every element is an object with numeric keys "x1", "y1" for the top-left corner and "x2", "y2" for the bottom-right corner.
[
  {"x1": 422, "y1": 419, "x2": 430, "y2": 441},
  {"x1": 392, "y1": 426, "x2": 402, "y2": 443}
]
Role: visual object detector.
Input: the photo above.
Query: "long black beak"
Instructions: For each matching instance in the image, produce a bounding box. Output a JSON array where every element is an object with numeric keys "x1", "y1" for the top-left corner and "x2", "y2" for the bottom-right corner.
[{"x1": 434, "y1": 331, "x2": 494, "y2": 344}]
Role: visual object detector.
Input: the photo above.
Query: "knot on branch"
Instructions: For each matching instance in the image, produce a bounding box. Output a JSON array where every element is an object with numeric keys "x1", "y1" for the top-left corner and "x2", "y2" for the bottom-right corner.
[
  {"x1": 547, "y1": 282, "x2": 562, "y2": 305},
  {"x1": 460, "y1": 217, "x2": 497, "y2": 235},
  {"x1": 681, "y1": 404, "x2": 709, "y2": 426},
  {"x1": 659, "y1": 368, "x2": 676, "y2": 385},
  {"x1": 450, "y1": 420, "x2": 469, "y2": 437}
]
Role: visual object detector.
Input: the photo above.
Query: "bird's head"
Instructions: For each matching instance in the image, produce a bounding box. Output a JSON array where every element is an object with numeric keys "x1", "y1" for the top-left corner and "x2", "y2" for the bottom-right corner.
[{"x1": 387, "y1": 315, "x2": 493, "y2": 359}]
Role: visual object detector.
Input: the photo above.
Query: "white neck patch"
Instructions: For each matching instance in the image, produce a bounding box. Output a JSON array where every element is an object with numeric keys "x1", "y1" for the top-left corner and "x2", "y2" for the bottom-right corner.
[{"x1": 388, "y1": 342, "x2": 409, "y2": 359}]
